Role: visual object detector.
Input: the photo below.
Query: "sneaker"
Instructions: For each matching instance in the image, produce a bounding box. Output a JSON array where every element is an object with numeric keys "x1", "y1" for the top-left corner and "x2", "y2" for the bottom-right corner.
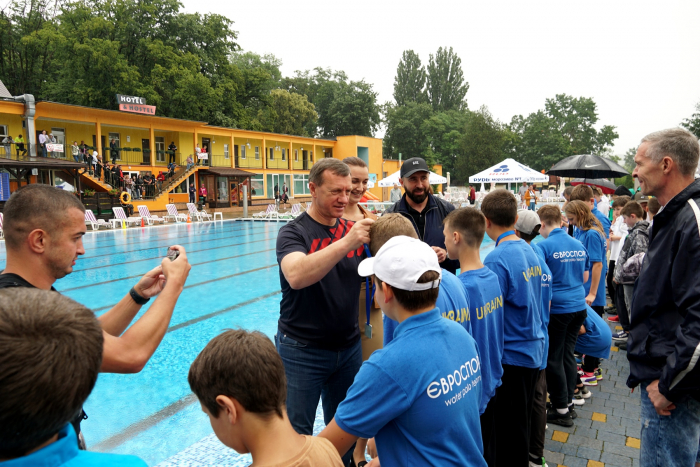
[
  {"x1": 574, "y1": 386, "x2": 592, "y2": 400},
  {"x1": 607, "y1": 315, "x2": 620, "y2": 323},
  {"x1": 581, "y1": 372, "x2": 598, "y2": 386},
  {"x1": 569, "y1": 406, "x2": 578, "y2": 419},
  {"x1": 612, "y1": 330, "x2": 628, "y2": 342},
  {"x1": 529, "y1": 458, "x2": 549, "y2": 467},
  {"x1": 572, "y1": 397, "x2": 585, "y2": 406},
  {"x1": 547, "y1": 407, "x2": 573, "y2": 427},
  {"x1": 594, "y1": 368, "x2": 603, "y2": 380},
  {"x1": 616, "y1": 341, "x2": 628, "y2": 351}
]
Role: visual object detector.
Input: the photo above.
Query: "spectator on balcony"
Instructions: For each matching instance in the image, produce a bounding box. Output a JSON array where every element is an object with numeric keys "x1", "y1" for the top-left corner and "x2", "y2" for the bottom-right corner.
[
  {"x1": 2, "y1": 135, "x2": 13, "y2": 157},
  {"x1": 79, "y1": 141, "x2": 88, "y2": 165},
  {"x1": 195, "y1": 143, "x2": 202, "y2": 166},
  {"x1": 186, "y1": 155, "x2": 194, "y2": 171},
  {"x1": 95, "y1": 153, "x2": 103, "y2": 180},
  {"x1": 91, "y1": 150, "x2": 98, "y2": 174},
  {"x1": 135, "y1": 175, "x2": 144, "y2": 200},
  {"x1": 168, "y1": 141, "x2": 177, "y2": 164},
  {"x1": 15, "y1": 134, "x2": 26, "y2": 156},
  {"x1": 157, "y1": 171, "x2": 165, "y2": 191},
  {"x1": 48, "y1": 133, "x2": 57, "y2": 158},
  {"x1": 202, "y1": 145, "x2": 209, "y2": 167},
  {"x1": 110, "y1": 138, "x2": 118, "y2": 164},
  {"x1": 71, "y1": 141, "x2": 80, "y2": 163},
  {"x1": 38, "y1": 130, "x2": 48, "y2": 157}
]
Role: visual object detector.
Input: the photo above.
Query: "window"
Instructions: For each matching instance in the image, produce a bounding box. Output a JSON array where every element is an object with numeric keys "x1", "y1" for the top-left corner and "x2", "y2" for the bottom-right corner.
[
  {"x1": 155, "y1": 136, "x2": 165, "y2": 162},
  {"x1": 250, "y1": 174, "x2": 263, "y2": 196},
  {"x1": 109, "y1": 132, "x2": 121, "y2": 147},
  {"x1": 0, "y1": 125, "x2": 8, "y2": 138},
  {"x1": 224, "y1": 144, "x2": 229, "y2": 159},
  {"x1": 310, "y1": 151, "x2": 313, "y2": 162},
  {"x1": 282, "y1": 148, "x2": 286, "y2": 161},
  {"x1": 255, "y1": 146, "x2": 259, "y2": 160},
  {"x1": 294, "y1": 149, "x2": 298, "y2": 162},
  {"x1": 294, "y1": 174, "x2": 311, "y2": 196},
  {"x1": 269, "y1": 147, "x2": 274, "y2": 160},
  {"x1": 241, "y1": 145, "x2": 246, "y2": 159}
]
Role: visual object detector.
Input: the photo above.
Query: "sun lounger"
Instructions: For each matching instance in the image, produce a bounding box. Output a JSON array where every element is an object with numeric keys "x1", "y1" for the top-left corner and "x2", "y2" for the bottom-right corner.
[
  {"x1": 84, "y1": 210, "x2": 113, "y2": 230},
  {"x1": 112, "y1": 206, "x2": 141, "y2": 228},
  {"x1": 137, "y1": 205, "x2": 167, "y2": 225},
  {"x1": 164, "y1": 204, "x2": 188, "y2": 223},
  {"x1": 186, "y1": 203, "x2": 212, "y2": 221}
]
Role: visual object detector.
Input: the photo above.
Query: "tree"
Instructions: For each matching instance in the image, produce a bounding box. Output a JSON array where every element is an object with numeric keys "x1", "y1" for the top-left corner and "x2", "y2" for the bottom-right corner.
[
  {"x1": 259, "y1": 89, "x2": 317, "y2": 136},
  {"x1": 426, "y1": 47, "x2": 469, "y2": 112},
  {"x1": 544, "y1": 94, "x2": 618, "y2": 155},
  {"x1": 681, "y1": 102, "x2": 700, "y2": 138},
  {"x1": 622, "y1": 147, "x2": 637, "y2": 173},
  {"x1": 382, "y1": 101, "x2": 434, "y2": 160},
  {"x1": 393, "y1": 50, "x2": 427, "y2": 106},
  {"x1": 421, "y1": 110, "x2": 469, "y2": 176},
  {"x1": 455, "y1": 107, "x2": 508, "y2": 184}
]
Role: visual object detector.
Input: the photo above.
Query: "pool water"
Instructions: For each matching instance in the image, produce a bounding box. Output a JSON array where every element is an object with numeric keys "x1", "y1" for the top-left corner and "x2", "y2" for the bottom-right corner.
[{"x1": 0, "y1": 220, "x2": 538, "y2": 466}]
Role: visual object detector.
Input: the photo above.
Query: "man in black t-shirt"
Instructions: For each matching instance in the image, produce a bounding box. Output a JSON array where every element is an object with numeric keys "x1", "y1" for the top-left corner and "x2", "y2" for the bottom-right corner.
[
  {"x1": 0, "y1": 185, "x2": 192, "y2": 441},
  {"x1": 276, "y1": 158, "x2": 372, "y2": 463}
]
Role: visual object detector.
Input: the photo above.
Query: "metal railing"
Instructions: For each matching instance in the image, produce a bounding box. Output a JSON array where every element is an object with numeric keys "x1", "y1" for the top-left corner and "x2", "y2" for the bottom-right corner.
[{"x1": 87, "y1": 162, "x2": 195, "y2": 200}]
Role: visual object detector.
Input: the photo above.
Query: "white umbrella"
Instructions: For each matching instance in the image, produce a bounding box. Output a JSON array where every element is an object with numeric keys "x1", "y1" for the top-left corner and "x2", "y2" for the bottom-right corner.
[
  {"x1": 378, "y1": 170, "x2": 447, "y2": 187},
  {"x1": 469, "y1": 158, "x2": 548, "y2": 184}
]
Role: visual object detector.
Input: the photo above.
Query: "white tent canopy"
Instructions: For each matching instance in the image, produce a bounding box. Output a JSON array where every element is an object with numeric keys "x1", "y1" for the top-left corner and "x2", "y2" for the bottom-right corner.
[
  {"x1": 468, "y1": 158, "x2": 548, "y2": 184},
  {"x1": 378, "y1": 169, "x2": 447, "y2": 187}
]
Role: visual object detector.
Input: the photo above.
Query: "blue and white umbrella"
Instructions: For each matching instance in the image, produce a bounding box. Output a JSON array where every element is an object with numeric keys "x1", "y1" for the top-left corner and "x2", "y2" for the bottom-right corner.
[{"x1": 469, "y1": 158, "x2": 548, "y2": 184}]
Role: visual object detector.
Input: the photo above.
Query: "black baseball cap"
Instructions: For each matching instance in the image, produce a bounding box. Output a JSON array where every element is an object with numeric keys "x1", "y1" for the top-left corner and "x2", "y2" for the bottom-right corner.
[{"x1": 400, "y1": 157, "x2": 430, "y2": 178}]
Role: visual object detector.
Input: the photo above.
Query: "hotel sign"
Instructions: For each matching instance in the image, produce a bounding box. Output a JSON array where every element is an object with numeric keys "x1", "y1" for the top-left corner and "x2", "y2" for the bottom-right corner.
[{"x1": 116, "y1": 94, "x2": 156, "y2": 115}]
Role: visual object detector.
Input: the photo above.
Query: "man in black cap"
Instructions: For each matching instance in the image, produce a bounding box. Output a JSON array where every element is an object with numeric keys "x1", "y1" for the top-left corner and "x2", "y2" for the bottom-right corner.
[{"x1": 385, "y1": 157, "x2": 458, "y2": 273}]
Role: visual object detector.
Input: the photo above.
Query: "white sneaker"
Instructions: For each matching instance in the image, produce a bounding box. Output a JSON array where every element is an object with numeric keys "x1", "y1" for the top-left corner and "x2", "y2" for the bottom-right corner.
[{"x1": 572, "y1": 397, "x2": 586, "y2": 406}]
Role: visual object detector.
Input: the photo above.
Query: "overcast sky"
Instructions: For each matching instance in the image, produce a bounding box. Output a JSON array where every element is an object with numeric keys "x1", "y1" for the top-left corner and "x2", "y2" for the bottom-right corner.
[{"x1": 182, "y1": 0, "x2": 700, "y2": 156}]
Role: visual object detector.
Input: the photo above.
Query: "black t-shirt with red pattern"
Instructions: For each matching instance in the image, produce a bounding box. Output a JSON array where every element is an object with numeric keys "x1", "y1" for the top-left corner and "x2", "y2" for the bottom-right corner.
[{"x1": 276, "y1": 212, "x2": 364, "y2": 350}]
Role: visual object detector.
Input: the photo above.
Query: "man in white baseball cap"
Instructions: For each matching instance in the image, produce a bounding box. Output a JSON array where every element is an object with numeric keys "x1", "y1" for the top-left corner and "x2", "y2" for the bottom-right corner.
[{"x1": 320, "y1": 236, "x2": 487, "y2": 467}]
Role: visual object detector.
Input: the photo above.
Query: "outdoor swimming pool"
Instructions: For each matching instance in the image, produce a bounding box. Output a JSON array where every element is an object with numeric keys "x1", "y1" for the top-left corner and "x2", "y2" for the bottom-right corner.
[{"x1": 0, "y1": 219, "x2": 526, "y2": 466}]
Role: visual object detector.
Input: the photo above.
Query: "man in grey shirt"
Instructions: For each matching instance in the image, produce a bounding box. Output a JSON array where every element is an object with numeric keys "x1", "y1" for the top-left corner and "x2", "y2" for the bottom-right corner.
[
  {"x1": 518, "y1": 181, "x2": 528, "y2": 199},
  {"x1": 390, "y1": 183, "x2": 402, "y2": 202}
]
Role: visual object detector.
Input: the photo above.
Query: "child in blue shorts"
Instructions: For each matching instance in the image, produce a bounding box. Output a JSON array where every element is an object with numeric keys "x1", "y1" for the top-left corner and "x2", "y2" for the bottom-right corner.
[
  {"x1": 481, "y1": 190, "x2": 545, "y2": 467},
  {"x1": 320, "y1": 236, "x2": 486, "y2": 467},
  {"x1": 574, "y1": 305, "x2": 613, "y2": 399},
  {"x1": 443, "y1": 207, "x2": 504, "y2": 467}
]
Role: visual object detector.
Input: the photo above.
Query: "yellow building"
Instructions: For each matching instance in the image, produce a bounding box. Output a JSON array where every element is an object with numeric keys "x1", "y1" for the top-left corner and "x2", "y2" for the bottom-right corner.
[{"x1": 0, "y1": 98, "x2": 441, "y2": 211}]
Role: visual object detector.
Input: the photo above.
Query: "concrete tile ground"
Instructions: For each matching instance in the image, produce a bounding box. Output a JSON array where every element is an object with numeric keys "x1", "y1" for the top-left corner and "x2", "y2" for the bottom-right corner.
[{"x1": 543, "y1": 319, "x2": 640, "y2": 467}]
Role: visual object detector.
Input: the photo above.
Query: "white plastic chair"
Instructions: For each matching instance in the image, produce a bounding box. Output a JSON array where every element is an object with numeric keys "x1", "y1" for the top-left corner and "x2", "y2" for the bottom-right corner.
[
  {"x1": 137, "y1": 205, "x2": 166, "y2": 225},
  {"x1": 84, "y1": 210, "x2": 113, "y2": 230},
  {"x1": 164, "y1": 204, "x2": 187, "y2": 223},
  {"x1": 187, "y1": 203, "x2": 212, "y2": 221},
  {"x1": 112, "y1": 207, "x2": 141, "y2": 228},
  {"x1": 253, "y1": 204, "x2": 275, "y2": 219}
]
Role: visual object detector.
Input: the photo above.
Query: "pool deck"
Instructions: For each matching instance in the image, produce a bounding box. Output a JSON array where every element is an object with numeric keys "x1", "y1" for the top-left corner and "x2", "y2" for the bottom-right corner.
[{"x1": 543, "y1": 319, "x2": 641, "y2": 467}]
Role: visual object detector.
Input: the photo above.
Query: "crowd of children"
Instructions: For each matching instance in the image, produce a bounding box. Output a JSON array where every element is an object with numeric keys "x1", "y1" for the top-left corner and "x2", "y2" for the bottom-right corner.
[{"x1": 2, "y1": 186, "x2": 649, "y2": 467}]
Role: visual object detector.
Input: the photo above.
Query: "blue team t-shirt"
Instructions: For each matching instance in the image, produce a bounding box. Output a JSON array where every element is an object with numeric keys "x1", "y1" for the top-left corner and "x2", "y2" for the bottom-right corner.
[
  {"x1": 593, "y1": 207, "x2": 612, "y2": 239},
  {"x1": 484, "y1": 239, "x2": 544, "y2": 369},
  {"x1": 383, "y1": 270, "x2": 470, "y2": 344},
  {"x1": 575, "y1": 228, "x2": 608, "y2": 307},
  {"x1": 575, "y1": 305, "x2": 613, "y2": 359},
  {"x1": 335, "y1": 308, "x2": 487, "y2": 467},
  {"x1": 536, "y1": 228, "x2": 590, "y2": 314},
  {"x1": 2, "y1": 424, "x2": 146, "y2": 467},
  {"x1": 533, "y1": 245, "x2": 552, "y2": 370},
  {"x1": 458, "y1": 267, "x2": 504, "y2": 414}
]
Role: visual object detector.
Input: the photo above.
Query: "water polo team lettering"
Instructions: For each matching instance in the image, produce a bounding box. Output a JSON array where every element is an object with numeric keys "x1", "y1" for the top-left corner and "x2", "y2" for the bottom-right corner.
[
  {"x1": 427, "y1": 356, "x2": 481, "y2": 401},
  {"x1": 474, "y1": 296, "x2": 502, "y2": 320},
  {"x1": 442, "y1": 307, "x2": 470, "y2": 323},
  {"x1": 522, "y1": 265, "x2": 542, "y2": 282}
]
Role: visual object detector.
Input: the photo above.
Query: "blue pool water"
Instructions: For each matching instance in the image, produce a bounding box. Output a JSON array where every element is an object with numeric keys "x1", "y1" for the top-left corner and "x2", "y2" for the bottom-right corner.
[{"x1": 0, "y1": 220, "x2": 537, "y2": 466}]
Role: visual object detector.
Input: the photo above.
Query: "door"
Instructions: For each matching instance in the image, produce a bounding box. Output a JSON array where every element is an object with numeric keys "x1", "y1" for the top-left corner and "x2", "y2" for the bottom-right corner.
[
  {"x1": 302, "y1": 150, "x2": 308, "y2": 170},
  {"x1": 234, "y1": 144, "x2": 239, "y2": 168},
  {"x1": 51, "y1": 128, "x2": 65, "y2": 159},
  {"x1": 266, "y1": 174, "x2": 291, "y2": 199},
  {"x1": 141, "y1": 139, "x2": 150, "y2": 164}
]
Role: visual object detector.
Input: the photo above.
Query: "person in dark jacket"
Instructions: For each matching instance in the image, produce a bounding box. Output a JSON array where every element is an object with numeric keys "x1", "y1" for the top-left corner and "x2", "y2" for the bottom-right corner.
[
  {"x1": 384, "y1": 157, "x2": 458, "y2": 273},
  {"x1": 627, "y1": 128, "x2": 700, "y2": 467}
]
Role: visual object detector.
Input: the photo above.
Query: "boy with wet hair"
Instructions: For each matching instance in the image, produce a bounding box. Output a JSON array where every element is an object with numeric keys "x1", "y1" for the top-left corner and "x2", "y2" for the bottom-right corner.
[
  {"x1": 188, "y1": 329, "x2": 343, "y2": 467},
  {"x1": 370, "y1": 214, "x2": 472, "y2": 345},
  {"x1": 443, "y1": 207, "x2": 504, "y2": 466},
  {"x1": 320, "y1": 236, "x2": 486, "y2": 467},
  {"x1": 0, "y1": 288, "x2": 146, "y2": 466},
  {"x1": 481, "y1": 189, "x2": 545, "y2": 466}
]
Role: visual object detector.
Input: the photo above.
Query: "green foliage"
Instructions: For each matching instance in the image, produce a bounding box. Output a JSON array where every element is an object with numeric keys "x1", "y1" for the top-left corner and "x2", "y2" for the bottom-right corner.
[
  {"x1": 421, "y1": 110, "x2": 469, "y2": 177},
  {"x1": 382, "y1": 101, "x2": 434, "y2": 160},
  {"x1": 393, "y1": 50, "x2": 427, "y2": 106},
  {"x1": 426, "y1": 47, "x2": 469, "y2": 112},
  {"x1": 681, "y1": 102, "x2": 700, "y2": 139},
  {"x1": 507, "y1": 94, "x2": 619, "y2": 172},
  {"x1": 455, "y1": 107, "x2": 509, "y2": 184},
  {"x1": 259, "y1": 89, "x2": 317, "y2": 136},
  {"x1": 282, "y1": 68, "x2": 380, "y2": 138},
  {"x1": 622, "y1": 147, "x2": 637, "y2": 172}
]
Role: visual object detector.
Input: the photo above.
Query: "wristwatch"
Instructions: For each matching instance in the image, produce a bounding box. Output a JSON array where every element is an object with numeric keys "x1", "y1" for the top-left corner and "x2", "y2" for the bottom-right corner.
[{"x1": 129, "y1": 287, "x2": 150, "y2": 305}]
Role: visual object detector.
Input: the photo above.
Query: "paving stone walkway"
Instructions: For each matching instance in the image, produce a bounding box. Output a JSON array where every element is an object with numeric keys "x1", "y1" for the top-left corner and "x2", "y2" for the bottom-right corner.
[{"x1": 543, "y1": 321, "x2": 641, "y2": 467}]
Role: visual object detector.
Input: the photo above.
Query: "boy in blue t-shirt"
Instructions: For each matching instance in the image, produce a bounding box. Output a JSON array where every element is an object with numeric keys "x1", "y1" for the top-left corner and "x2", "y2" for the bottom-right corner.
[
  {"x1": 320, "y1": 236, "x2": 486, "y2": 467},
  {"x1": 481, "y1": 190, "x2": 545, "y2": 467},
  {"x1": 514, "y1": 209, "x2": 553, "y2": 467},
  {"x1": 0, "y1": 288, "x2": 147, "y2": 467},
  {"x1": 443, "y1": 207, "x2": 504, "y2": 466},
  {"x1": 369, "y1": 214, "x2": 471, "y2": 345},
  {"x1": 536, "y1": 205, "x2": 590, "y2": 427}
]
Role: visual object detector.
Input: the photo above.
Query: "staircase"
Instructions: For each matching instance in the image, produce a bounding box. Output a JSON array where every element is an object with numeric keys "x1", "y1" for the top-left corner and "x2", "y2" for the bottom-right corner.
[
  {"x1": 150, "y1": 165, "x2": 197, "y2": 202},
  {"x1": 79, "y1": 170, "x2": 112, "y2": 192}
]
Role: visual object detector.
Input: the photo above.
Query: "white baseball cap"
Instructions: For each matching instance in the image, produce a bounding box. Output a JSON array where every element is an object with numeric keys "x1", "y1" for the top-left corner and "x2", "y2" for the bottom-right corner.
[{"x1": 358, "y1": 236, "x2": 442, "y2": 291}]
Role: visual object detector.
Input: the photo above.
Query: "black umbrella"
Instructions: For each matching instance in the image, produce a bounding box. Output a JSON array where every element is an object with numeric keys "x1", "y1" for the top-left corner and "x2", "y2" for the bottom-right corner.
[{"x1": 547, "y1": 154, "x2": 629, "y2": 179}]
